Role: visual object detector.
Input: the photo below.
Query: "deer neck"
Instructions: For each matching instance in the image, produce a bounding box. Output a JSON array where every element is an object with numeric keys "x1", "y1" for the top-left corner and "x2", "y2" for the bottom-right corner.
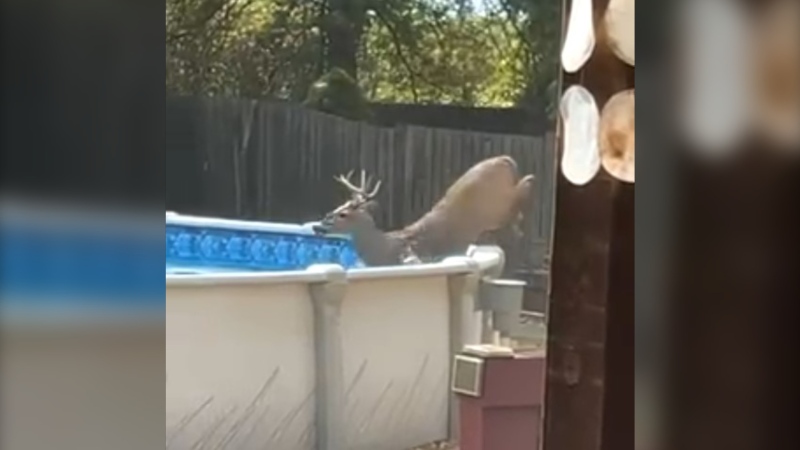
[{"x1": 349, "y1": 223, "x2": 403, "y2": 266}]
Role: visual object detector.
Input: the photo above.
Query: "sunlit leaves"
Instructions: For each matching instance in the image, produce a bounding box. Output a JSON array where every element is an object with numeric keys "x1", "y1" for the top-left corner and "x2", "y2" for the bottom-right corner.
[
  {"x1": 166, "y1": 0, "x2": 560, "y2": 113},
  {"x1": 361, "y1": 10, "x2": 528, "y2": 106}
]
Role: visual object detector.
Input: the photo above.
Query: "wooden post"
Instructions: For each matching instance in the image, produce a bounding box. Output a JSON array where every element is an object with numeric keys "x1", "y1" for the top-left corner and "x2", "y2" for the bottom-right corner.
[{"x1": 542, "y1": 0, "x2": 635, "y2": 449}]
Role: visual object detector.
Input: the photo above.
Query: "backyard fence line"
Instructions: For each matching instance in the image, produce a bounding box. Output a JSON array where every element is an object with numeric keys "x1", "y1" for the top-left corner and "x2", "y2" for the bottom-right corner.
[{"x1": 166, "y1": 96, "x2": 556, "y2": 282}]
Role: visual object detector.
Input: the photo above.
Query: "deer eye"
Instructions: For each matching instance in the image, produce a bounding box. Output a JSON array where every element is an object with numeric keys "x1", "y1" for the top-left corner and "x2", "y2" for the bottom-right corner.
[{"x1": 337, "y1": 211, "x2": 349, "y2": 218}]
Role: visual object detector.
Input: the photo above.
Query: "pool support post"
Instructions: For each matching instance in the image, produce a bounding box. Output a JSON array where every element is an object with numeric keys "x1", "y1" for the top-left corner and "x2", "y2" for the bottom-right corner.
[{"x1": 308, "y1": 264, "x2": 348, "y2": 450}]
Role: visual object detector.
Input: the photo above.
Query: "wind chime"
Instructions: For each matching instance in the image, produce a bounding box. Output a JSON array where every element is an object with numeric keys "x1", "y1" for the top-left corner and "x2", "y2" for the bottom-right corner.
[
  {"x1": 558, "y1": 0, "x2": 799, "y2": 179},
  {"x1": 559, "y1": 0, "x2": 635, "y2": 186}
]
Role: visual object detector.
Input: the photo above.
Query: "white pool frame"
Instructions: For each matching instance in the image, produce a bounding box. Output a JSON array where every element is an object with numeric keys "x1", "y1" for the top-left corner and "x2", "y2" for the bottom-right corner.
[{"x1": 166, "y1": 213, "x2": 505, "y2": 450}]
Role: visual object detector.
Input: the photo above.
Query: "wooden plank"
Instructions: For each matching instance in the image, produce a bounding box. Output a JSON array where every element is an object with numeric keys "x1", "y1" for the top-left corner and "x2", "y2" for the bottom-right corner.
[{"x1": 543, "y1": 1, "x2": 634, "y2": 450}]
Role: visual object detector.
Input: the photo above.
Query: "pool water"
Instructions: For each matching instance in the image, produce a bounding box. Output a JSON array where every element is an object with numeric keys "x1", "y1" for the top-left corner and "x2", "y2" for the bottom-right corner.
[
  {"x1": 165, "y1": 222, "x2": 361, "y2": 273},
  {"x1": 2, "y1": 208, "x2": 359, "y2": 308}
]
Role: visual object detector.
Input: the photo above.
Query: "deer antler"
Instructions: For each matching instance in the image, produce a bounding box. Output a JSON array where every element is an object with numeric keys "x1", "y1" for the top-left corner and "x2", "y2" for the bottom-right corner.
[{"x1": 334, "y1": 169, "x2": 382, "y2": 202}]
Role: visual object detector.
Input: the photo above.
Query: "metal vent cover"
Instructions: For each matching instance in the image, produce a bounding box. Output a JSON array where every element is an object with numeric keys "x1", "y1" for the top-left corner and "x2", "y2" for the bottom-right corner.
[{"x1": 451, "y1": 354, "x2": 484, "y2": 397}]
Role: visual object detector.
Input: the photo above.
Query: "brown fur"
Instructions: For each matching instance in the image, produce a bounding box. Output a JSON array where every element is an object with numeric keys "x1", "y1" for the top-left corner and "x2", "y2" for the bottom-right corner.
[{"x1": 314, "y1": 156, "x2": 535, "y2": 266}]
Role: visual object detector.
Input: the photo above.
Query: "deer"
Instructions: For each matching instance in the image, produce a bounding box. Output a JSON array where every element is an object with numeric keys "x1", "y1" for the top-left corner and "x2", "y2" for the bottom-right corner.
[{"x1": 311, "y1": 156, "x2": 535, "y2": 266}]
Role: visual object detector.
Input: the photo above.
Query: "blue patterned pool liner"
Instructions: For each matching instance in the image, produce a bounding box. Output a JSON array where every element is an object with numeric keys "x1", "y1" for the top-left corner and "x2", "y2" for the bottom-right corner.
[{"x1": 165, "y1": 213, "x2": 361, "y2": 272}]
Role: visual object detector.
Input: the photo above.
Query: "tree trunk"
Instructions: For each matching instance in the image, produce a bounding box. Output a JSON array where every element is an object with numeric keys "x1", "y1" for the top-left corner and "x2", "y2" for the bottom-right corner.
[{"x1": 325, "y1": 0, "x2": 366, "y2": 80}]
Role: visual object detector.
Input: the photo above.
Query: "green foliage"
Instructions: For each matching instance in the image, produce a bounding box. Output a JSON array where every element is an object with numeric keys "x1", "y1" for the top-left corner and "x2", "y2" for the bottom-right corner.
[
  {"x1": 360, "y1": 7, "x2": 527, "y2": 106},
  {"x1": 167, "y1": 0, "x2": 325, "y2": 98},
  {"x1": 166, "y1": 0, "x2": 561, "y2": 115}
]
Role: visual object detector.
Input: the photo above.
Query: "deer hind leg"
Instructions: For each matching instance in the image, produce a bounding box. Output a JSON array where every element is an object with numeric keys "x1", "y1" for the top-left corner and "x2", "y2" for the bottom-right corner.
[
  {"x1": 514, "y1": 175, "x2": 535, "y2": 211},
  {"x1": 483, "y1": 175, "x2": 534, "y2": 241},
  {"x1": 510, "y1": 174, "x2": 535, "y2": 234},
  {"x1": 511, "y1": 220, "x2": 524, "y2": 240}
]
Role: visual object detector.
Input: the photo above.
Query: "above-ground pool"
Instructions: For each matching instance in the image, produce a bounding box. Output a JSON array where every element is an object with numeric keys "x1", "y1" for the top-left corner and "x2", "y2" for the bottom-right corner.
[
  {"x1": 166, "y1": 212, "x2": 361, "y2": 274},
  {"x1": 166, "y1": 211, "x2": 509, "y2": 450}
]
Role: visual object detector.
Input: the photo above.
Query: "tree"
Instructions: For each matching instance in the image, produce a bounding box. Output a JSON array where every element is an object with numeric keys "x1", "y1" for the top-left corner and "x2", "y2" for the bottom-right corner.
[
  {"x1": 166, "y1": 0, "x2": 562, "y2": 115},
  {"x1": 304, "y1": 67, "x2": 371, "y2": 120}
]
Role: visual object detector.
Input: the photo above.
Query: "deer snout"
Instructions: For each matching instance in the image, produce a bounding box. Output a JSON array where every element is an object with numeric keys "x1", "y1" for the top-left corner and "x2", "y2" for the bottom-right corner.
[
  {"x1": 312, "y1": 215, "x2": 334, "y2": 235},
  {"x1": 312, "y1": 224, "x2": 330, "y2": 235}
]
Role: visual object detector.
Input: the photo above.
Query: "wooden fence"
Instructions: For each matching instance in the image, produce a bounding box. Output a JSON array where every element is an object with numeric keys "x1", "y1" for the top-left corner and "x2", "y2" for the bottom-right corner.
[{"x1": 166, "y1": 96, "x2": 557, "y2": 274}]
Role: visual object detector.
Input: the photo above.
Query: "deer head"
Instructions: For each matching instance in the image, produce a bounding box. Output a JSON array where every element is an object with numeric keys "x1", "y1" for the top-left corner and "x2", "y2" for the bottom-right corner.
[{"x1": 312, "y1": 170, "x2": 382, "y2": 236}]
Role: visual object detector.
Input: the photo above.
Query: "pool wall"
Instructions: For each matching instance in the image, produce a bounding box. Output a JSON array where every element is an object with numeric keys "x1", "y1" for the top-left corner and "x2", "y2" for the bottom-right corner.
[{"x1": 166, "y1": 213, "x2": 504, "y2": 450}]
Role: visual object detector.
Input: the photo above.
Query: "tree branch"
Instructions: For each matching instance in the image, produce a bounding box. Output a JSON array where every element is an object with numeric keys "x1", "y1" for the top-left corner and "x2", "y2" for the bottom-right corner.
[
  {"x1": 167, "y1": 0, "x2": 233, "y2": 44},
  {"x1": 370, "y1": 5, "x2": 421, "y2": 103}
]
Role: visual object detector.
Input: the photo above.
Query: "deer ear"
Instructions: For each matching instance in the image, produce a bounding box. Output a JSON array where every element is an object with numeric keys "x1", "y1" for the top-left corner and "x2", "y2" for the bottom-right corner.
[{"x1": 360, "y1": 200, "x2": 380, "y2": 216}]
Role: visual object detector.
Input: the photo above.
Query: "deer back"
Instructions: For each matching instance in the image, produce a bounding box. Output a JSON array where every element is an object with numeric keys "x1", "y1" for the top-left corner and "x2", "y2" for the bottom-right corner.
[{"x1": 411, "y1": 156, "x2": 528, "y2": 234}]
